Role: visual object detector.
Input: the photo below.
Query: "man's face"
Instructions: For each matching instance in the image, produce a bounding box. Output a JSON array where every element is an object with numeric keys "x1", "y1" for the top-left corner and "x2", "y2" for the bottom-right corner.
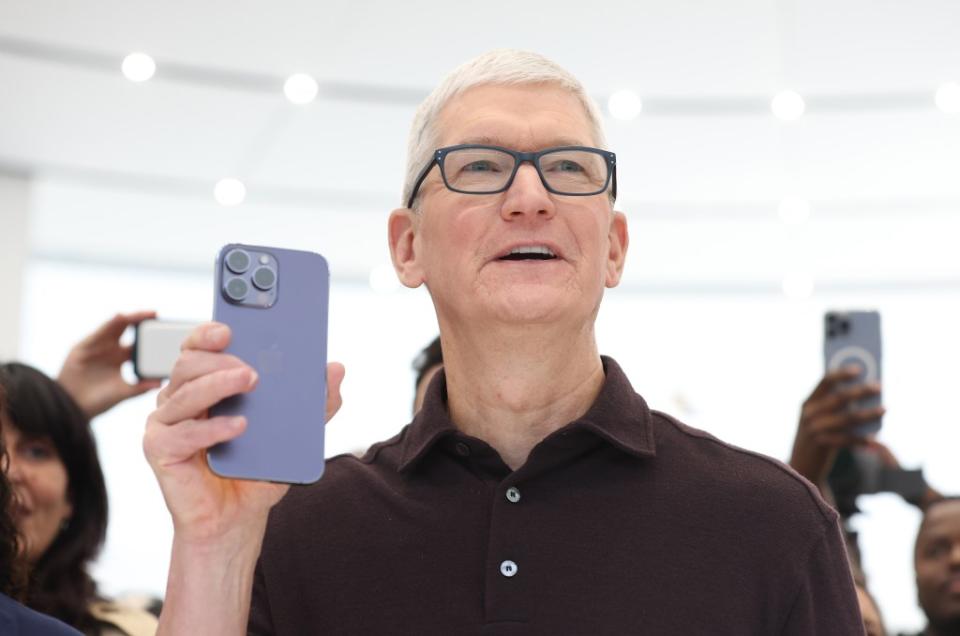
[
  {"x1": 915, "y1": 500, "x2": 960, "y2": 626},
  {"x1": 391, "y1": 83, "x2": 627, "y2": 329}
]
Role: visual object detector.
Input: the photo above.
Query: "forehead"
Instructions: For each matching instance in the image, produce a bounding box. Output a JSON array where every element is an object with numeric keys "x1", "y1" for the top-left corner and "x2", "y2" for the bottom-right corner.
[
  {"x1": 920, "y1": 501, "x2": 960, "y2": 540},
  {"x1": 435, "y1": 83, "x2": 597, "y2": 150}
]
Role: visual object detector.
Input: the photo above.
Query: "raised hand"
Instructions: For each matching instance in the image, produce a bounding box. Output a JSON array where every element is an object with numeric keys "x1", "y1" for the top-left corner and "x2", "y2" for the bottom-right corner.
[
  {"x1": 789, "y1": 367, "x2": 885, "y2": 490},
  {"x1": 58, "y1": 310, "x2": 162, "y2": 418}
]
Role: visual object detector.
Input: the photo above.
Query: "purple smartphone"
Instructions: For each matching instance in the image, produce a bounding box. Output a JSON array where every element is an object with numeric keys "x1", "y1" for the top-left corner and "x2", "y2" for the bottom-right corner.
[{"x1": 207, "y1": 244, "x2": 329, "y2": 484}]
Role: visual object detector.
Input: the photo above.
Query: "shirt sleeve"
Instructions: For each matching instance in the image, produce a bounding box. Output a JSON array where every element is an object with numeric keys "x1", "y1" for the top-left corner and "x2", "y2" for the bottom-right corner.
[
  {"x1": 779, "y1": 516, "x2": 866, "y2": 636},
  {"x1": 247, "y1": 557, "x2": 274, "y2": 636}
]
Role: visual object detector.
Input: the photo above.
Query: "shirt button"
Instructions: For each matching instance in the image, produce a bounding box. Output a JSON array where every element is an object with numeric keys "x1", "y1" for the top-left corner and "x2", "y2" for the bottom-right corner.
[
  {"x1": 505, "y1": 487, "x2": 521, "y2": 503},
  {"x1": 500, "y1": 560, "x2": 518, "y2": 578},
  {"x1": 454, "y1": 442, "x2": 471, "y2": 457}
]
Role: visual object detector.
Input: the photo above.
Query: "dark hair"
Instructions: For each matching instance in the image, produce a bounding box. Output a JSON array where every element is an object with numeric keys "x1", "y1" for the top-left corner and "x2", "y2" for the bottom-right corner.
[
  {"x1": 0, "y1": 362, "x2": 108, "y2": 632},
  {"x1": 412, "y1": 336, "x2": 443, "y2": 392},
  {"x1": 0, "y1": 384, "x2": 27, "y2": 598}
]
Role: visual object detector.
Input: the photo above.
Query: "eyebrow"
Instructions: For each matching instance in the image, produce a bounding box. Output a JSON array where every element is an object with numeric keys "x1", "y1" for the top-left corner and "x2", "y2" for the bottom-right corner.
[{"x1": 456, "y1": 135, "x2": 591, "y2": 149}]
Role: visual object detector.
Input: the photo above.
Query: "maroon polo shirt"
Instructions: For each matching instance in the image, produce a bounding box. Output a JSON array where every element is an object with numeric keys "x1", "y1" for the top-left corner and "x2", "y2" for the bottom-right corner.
[{"x1": 249, "y1": 357, "x2": 863, "y2": 635}]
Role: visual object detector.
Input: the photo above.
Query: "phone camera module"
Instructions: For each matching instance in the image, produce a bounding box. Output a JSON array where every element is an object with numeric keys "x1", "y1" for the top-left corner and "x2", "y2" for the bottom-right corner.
[
  {"x1": 225, "y1": 277, "x2": 249, "y2": 302},
  {"x1": 252, "y1": 266, "x2": 277, "y2": 291},
  {"x1": 226, "y1": 249, "x2": 252, "y2": 274}
]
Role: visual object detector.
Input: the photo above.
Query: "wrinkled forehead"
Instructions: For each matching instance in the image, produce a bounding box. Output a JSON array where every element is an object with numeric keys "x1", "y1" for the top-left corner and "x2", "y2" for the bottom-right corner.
[{"x1": 435, "y1": 83, "x2": 599, "y2": 150}]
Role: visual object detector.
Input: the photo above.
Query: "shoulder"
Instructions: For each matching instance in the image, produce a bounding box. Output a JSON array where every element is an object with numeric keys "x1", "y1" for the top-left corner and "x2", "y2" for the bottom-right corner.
[
  {"x1": 650, "y1": 409, "x2": 838, "y2": 529},
  {"x1": 90, "y1": 600, "x2": 159, "y2": 636},
  {"x1": 0, "y1": 592, "x2": 82, "y2": 636}
]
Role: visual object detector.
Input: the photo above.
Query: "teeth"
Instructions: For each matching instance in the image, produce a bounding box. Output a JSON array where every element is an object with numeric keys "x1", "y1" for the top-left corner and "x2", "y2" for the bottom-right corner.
[{"x1": 509, "y1": 246, "x2": 555, "y2": 257}]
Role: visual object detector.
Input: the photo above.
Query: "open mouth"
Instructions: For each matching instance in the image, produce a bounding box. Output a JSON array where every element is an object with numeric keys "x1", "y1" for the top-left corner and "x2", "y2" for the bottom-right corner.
[{"x1": 497, "y1": 246, "x2": 558, "y2": 261}]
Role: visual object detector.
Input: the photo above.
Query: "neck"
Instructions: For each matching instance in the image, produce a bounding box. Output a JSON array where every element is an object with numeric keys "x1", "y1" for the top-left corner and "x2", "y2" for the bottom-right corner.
[{"x1": 441, "y1": 321, "x2": 605, "y2": 470}]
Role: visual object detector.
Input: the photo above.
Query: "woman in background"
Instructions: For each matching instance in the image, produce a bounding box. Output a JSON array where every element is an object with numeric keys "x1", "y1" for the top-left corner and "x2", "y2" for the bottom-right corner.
[
  {"x1": 0, "y1": 384, "x2": 81, "y2": 635},
  {"x1": 0, "y1": 311, "x2": 160, "y2": 635}
]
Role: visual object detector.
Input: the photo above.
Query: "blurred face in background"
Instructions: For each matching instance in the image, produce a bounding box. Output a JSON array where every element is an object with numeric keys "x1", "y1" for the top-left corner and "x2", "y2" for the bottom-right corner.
[
  {"x1": 915, "y1": 500, "x2": 960, "y2": 629},
  {"x1": 0, "y1": 412, "x2": 73, "y2": 562}
]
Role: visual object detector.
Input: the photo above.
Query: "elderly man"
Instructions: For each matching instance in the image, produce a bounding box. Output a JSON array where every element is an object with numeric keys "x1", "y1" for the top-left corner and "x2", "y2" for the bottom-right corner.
[{"x1": 145, "y1": 50, "x2": 863, "y2": 635}]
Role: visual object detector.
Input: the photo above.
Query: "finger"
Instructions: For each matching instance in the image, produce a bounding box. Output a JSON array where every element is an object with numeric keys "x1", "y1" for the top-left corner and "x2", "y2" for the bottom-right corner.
[
  {"x1": 804, "y1": 383, "x2": 881, "y2": 419},
  {"x1": 167, "y1": 349, "x2": 249, "y2": 397},
  {"x1": 122, "y1": 310, "x2": 158, "y2": 325},
  {"x1": 813, "y1": 432, "x2": 871, "y2": 448},
  {"x1": 325, "y1": 362, "x2": 345, "y2": 423},
  {"x1": 810, "y1": 406, "x2": 886, "y2": 435},
  {"x1": 145, "y1": 415, "x2": 246, "y2": 467},
  {"x1": 154, "y1": 366, "x2": 258, "y2": 425},
  {"x1": 180, "y1": 322, "x2": 232, "y2": 353},
  {"x1": 807, "y1": 367, "x2": 862, "y2": 401}
]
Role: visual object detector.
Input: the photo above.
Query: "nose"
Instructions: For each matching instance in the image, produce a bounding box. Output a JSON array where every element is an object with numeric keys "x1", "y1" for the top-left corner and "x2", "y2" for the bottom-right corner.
[{"x1": 499, "y1": 163, "x2": 556, "y2": 222}]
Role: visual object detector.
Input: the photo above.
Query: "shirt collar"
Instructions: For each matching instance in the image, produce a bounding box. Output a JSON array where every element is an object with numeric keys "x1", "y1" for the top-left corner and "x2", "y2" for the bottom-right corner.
[{"x1": 398, "y1": 356, "x2": 656, "y2": 473}]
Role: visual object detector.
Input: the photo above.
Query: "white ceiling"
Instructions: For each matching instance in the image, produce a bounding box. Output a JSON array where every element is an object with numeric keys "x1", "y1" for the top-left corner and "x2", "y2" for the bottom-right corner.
[{"x1": 1, "y1": 0, "x2": 958, "y2": 287}]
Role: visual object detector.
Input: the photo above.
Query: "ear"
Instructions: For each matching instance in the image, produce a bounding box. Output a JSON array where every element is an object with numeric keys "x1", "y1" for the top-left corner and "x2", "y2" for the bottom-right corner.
[
  {"x1": 604, "y1": 211, "x2": 629, "y2": 288},
  {"x1": 388, "y1": 208, "x2": 426, "y2": 288}
]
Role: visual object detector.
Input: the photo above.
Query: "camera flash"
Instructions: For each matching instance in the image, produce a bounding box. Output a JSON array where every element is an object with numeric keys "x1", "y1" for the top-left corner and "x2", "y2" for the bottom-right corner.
[{"x1": 259, "y1": 255, "x2": 269, "y2": 265}]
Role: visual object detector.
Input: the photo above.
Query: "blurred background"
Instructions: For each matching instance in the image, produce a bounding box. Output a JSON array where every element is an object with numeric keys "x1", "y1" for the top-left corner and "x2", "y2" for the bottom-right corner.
[{"x1": 1, "y1": 0, "x2": 958, "y2": 631}]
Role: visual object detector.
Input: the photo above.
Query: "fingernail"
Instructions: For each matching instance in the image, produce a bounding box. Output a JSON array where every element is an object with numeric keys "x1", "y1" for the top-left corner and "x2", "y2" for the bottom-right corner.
[
  {"x1": 248, "y1": 371, "x2": 259, "y2": 388},
  {"x1": 208, "y1": 324, "x2": 228, "y2": 343},
  {"x1": 229, "y1": 417, "x2": 245, "y2": 430}
]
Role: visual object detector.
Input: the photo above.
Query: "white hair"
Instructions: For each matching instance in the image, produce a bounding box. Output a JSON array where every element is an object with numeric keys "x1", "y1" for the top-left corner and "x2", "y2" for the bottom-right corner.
[{"x1": 401, "y1": 49, "x2": 608, "y2": 209}]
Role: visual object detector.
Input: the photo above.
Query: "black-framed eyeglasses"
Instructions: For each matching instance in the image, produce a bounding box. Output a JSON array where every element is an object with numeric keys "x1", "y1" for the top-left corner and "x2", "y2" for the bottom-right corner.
[{"x1": 406, "y1": 144, "x2": 617, "y2": 209}]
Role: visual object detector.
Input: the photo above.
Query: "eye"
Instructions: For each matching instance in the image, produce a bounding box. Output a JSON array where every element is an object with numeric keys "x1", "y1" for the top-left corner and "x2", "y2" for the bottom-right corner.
[
  {"x1": 554, "y1": 160, "x2": 585, "y2": 173},
  {"x1": 19, "y1": 440, "x2": 55, "y2": 462},
  {"x1": 461, "y1": 160, "x2": 501, "y2": 173},
  {"x1": 923, "y1": 540, "x2": 950, "y2": 559}
]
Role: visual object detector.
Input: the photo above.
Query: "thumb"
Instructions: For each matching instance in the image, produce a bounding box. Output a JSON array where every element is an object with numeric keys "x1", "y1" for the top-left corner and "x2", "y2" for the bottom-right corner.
[{"x1": 325, "y1": 362, "x2": 345, "y2": 423}]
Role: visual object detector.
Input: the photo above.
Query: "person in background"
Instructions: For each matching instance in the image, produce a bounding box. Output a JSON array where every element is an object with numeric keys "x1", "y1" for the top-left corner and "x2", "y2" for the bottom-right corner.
[
  {"x1": 790, "y1": 368, "x2": 954, "y2": 636},
  {"x1": 910, "y1": 497, "x2": 960, "y2": 636},
  {"x1": 0, "y1": 384, "x2": 82, "y2": 635},
  {"x1": 411, "y1": 335, "x2": 442, "y2": 414},
  {"x1": 0, "y1": 363, "x2": 158, "y2": 635},
  {"x1": 856, "y1": 580, "x2": 887, "y2": 636}
]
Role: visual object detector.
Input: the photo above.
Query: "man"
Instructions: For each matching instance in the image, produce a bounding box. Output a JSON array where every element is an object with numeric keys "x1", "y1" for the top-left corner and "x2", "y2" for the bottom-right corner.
[
  {"x1": 911, "y1": 497, "x2": 960, "y2": 636},
  {"x1": 144, "y1": 50, "x2": 863, "y2": 634}
]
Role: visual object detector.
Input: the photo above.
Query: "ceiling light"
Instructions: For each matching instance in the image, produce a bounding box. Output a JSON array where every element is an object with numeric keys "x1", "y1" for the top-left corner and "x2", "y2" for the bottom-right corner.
[
  {"x1": 214, "y1": 178, "x2": 246, "y2": 207},
  {"x1": 284, "y1": 73, "x2": 319, "y2": 105},
  {"x1": 935, "y1": 82, "x2": 960, "y2": 114},
  {"x1": 771, "y1": 90, "x2": 805, "y2": 121},
  {"x1": 608, "y1": 90, "x2": 643, "y2": 121},
  {"x1": 778, "y1": 197, "x2": 811, "y2": 224},
  {"x1": 121, "y1": 52, "x2": 156, "y2": 82}
]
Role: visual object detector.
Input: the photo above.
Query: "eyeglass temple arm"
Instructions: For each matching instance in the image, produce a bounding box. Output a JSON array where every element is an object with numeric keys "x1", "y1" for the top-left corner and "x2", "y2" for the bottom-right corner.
[{"x1": 406, "y1": 158, "x2": 438, "y2": 209}]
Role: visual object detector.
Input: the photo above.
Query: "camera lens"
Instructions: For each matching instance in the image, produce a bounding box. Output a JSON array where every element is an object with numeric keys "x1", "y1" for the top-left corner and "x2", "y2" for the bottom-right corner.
[
  {"x1": 252, "y1": 266, "x2": 276, "y2": 290},
  {"x1": 226, "y1": 249, "x2": 251, "y2": 274},
  {"x1": 225, "y1": 277, "x2": 249, "y2": 301}
]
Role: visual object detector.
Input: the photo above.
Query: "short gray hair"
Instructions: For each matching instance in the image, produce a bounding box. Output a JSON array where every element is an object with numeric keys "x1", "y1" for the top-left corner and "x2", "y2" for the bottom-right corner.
[{"x1": 401, "y1": 49, "x2": 608, "y2": 209}]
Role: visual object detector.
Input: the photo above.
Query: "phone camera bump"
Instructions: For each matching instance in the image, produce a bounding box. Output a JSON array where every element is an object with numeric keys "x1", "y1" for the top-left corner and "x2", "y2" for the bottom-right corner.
[
  {"x1": 226, "y1": 248, "x2": 252, "y2": 274},
  {"x1": 252, "y1": 266, "x2": 277, "y2": 291},
  {"x1": 225, "y1": 277, "x2": 249, "y2": 302}
]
